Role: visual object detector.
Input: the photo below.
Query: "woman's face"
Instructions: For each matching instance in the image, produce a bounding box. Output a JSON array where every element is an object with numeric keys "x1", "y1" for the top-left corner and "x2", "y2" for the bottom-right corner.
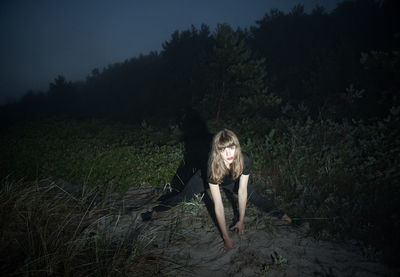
[{"x1": 220, "y1": 145, "x2": 236, "y2": 165}]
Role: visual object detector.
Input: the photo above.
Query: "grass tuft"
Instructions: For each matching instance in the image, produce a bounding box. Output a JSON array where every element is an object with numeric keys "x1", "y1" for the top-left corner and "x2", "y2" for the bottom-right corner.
[{"x1": 0, "y1": 177, "x2": 154, "y2": 276}]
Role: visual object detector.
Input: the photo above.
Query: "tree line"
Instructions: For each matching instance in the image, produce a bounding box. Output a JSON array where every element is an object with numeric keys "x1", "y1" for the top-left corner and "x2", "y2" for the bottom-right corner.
[{"x1": 1, "y1": 0, "x2": 399, "y2": 126}]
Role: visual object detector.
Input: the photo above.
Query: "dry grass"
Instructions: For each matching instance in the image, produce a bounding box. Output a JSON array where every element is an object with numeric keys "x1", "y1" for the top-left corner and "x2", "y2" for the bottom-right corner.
[{"x1": 0, "y1": 177, "x2": 156, "y2": 276}]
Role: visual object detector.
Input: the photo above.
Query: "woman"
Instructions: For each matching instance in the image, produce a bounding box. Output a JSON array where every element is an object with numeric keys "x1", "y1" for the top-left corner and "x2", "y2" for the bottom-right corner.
[{"x1": 143, "y1": 129, "x2": 291, "y2": 252}]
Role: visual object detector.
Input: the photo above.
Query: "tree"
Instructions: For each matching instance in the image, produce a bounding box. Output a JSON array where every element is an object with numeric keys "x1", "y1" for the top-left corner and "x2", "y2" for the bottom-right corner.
[
  {"x1": 47, "y1": 75, "x2": 77, "y2": 115},
  {"x1": 161, "y1": 24, "x2": 213, "y2": 109},
  {"x1": 203, "y1": 24, "x2": 280, "y2": 121}
]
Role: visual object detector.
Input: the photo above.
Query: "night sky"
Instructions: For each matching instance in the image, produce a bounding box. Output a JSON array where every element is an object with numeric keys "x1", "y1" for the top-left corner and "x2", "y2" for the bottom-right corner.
[{"x1": 0, "y1": 0, "x2": 341, "y2": 105}]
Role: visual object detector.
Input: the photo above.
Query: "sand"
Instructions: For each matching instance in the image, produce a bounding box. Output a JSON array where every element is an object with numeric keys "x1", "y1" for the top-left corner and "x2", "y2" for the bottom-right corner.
[
  {"x1": 124, "y1": 186, "x2": 396, "y2": 277},
  {"x1": 41, "y1": 178, "x2": 397, "y2": 276}
]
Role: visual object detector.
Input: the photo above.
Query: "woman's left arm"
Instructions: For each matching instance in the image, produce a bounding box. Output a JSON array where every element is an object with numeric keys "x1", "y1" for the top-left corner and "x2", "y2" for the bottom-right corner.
[{"x1": 231, "y1": 174, "x2": 249, "y2": 235}]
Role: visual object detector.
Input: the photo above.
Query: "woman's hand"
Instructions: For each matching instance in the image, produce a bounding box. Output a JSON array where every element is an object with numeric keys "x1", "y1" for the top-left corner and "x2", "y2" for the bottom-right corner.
[
  {"x1": 281, "y1": 214, "x2": 292, "y2": 224},
  {"x1": 221, "y1": 237, "x2": 235, "y2": 252},
  {"x1": 230, "y1": 220, "x2": 245, "y2": 235}
]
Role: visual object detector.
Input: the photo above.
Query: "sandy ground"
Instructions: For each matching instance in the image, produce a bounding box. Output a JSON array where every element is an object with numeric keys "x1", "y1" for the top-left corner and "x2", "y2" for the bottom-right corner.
[
  {"x1": 122, "y1": 186, "x2": 397, "y2": 277},
  {"x1": 43, "y1": 179, "x2": 398, "y2": 276}
]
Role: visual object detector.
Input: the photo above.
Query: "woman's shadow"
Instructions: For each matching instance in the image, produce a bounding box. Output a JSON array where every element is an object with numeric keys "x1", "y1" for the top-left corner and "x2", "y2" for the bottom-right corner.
[
  {"x1": 158, "y1": 108, "x2": 212, "y2": 200},
  {"x1": 155, "y1": 109, "x2": 239, "y2": 226}
]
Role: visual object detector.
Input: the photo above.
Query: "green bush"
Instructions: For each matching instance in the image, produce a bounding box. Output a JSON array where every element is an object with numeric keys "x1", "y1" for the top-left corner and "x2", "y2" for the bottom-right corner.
[
  {"x1": 230, "y1": 107, "x2": 399, "y2": 264},
  {"x1": 0, "y1": 118, "x2": 183, "y2": 192}
]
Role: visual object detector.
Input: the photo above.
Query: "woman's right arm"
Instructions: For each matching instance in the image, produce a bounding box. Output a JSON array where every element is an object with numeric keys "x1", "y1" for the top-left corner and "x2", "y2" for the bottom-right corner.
[{"x1": 209, "y1": 183, "x2": 234, "y2": 251}]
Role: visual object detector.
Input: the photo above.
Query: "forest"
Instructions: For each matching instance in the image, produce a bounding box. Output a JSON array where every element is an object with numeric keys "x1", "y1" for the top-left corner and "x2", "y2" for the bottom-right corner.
[
  {"x1": 0, "y1": 0, "x2": 399, "y2": 275},
  {"x1": 1, "y1": 0, "x2": 398, "y2": 124}
]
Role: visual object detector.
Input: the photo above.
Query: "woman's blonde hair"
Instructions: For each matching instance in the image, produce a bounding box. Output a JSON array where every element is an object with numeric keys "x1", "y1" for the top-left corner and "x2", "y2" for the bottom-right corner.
[{"x1": 208, "y1": 129, "x2": 244, "y2": 184}]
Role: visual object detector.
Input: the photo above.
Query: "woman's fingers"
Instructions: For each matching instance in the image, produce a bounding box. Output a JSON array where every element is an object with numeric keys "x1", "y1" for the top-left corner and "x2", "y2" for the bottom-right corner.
[{"x1": 230, "y1": 222, "x2": 245, "y2": 234}]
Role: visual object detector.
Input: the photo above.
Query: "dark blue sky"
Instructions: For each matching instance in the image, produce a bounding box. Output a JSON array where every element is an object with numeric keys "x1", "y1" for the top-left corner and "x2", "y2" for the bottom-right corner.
[{"x1": 0, "y1": 0, "x2": 341, "y2": 105}]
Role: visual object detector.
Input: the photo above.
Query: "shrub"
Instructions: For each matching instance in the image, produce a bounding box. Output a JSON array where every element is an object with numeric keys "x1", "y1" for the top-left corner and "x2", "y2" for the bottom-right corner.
[
  {"x1": 234, "y1": 107, "x2": 399, "y2": 264},
  {"x1": 0, "y1": 118, "x2": 183, "y2": 192}
]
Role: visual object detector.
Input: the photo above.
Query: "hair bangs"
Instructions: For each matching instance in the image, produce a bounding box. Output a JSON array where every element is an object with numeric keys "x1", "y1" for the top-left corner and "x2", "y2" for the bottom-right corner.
[{"x1": 217, "y1": 133, "x2": 236, "y2": 150}]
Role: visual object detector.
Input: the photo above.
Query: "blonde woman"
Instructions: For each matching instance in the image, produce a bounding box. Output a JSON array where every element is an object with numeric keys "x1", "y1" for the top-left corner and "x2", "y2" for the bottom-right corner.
[{"x1": 143, "y1": 129, "x2": 291, "y2": 252}]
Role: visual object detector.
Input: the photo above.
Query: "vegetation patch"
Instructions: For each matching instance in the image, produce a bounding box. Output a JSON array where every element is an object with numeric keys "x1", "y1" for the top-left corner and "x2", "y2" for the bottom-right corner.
[{"x1": 0, "y1": 118, "x2": 183, "y2": 192}]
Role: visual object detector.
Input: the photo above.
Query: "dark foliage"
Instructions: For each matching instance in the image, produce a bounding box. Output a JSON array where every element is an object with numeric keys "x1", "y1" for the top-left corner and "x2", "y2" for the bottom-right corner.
[{"x1": 1, "y1": 0, "x2": 398, "y2": 126}]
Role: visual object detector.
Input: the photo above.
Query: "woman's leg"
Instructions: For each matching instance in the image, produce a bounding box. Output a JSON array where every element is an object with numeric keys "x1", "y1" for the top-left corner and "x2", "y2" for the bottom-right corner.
[
  {"x1": 246, "y1": 184, "x2": 284, "y2": 218},
  {"x1": 153, "y1": 169, "x2": 206, "y2": 212},
  {"x1": 223, "y1": 182, "x2": 285, "y2": 218}
]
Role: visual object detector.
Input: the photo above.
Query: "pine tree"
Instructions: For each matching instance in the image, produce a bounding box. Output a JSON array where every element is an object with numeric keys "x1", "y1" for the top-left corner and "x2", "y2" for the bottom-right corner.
[{"x1": 203, "y1": 24, "x2": 280, "y2": 121}]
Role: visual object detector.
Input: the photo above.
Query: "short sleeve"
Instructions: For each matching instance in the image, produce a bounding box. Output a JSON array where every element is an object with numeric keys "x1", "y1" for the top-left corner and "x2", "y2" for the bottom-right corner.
[
  {"x1": 242, "y1": 152, "x2": 252, "y2": 175},
  {"x1": 207, "y1": 166, "x2": 217, "y2": 184}
]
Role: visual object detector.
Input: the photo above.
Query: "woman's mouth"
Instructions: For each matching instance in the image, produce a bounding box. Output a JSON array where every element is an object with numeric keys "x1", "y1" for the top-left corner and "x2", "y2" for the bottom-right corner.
[{"x1": 227, "y1": 157, "x2": 233, "y2": 161}]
